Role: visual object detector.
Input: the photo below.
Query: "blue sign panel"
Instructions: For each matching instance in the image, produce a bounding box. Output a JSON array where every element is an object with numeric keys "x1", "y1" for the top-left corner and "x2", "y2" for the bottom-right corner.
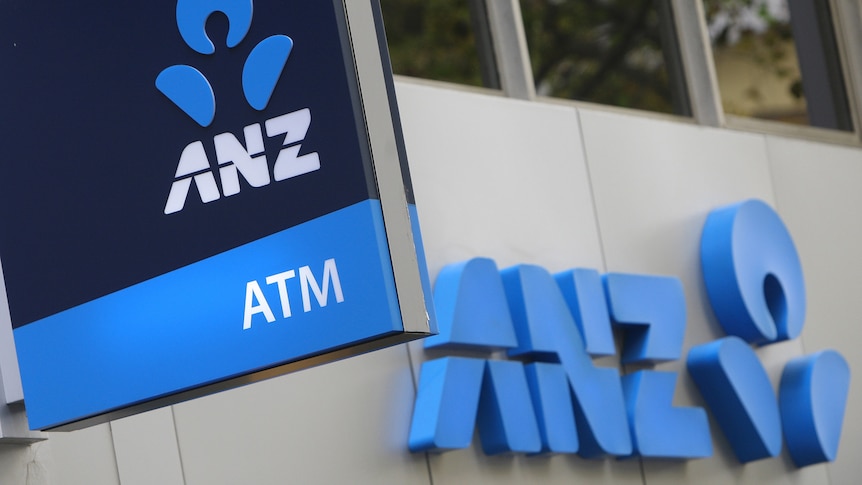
[{"x1": 0, "y1": 0, "x2": 433, "y2": 429}]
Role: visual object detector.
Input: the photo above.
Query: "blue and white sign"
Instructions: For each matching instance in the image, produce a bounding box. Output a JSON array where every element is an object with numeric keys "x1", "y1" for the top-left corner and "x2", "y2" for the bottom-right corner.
[{"x1": 0, "y1": 0, "x2": 434, "y2": 430}]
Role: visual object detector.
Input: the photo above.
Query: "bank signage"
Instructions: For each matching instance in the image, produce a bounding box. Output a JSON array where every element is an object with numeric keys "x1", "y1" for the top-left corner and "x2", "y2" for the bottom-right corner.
[
  {"x1": 0, "y1": 0, "x2": 434, "y2": 430},
  {"x1": 409, "y1": 200, "x2": 849, "y2": 468}
]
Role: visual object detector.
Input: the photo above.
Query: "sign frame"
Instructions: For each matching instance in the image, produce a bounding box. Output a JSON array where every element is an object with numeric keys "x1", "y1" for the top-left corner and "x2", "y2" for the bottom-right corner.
[{"x1": 0, "y1": 0, "x2": 435, "y2": 431}]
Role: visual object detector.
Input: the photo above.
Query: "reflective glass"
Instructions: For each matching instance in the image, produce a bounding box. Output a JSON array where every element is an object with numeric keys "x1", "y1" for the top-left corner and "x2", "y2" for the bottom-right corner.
[
  {"x1": 519, "y1": 0, "x2": 690, "y2": 115},
  {"x1": 380, "y1": 0, "x2": 499, "y2": 88},
  {"x1": 706, "y1": 0, "x2": 852, "y2": 130}
]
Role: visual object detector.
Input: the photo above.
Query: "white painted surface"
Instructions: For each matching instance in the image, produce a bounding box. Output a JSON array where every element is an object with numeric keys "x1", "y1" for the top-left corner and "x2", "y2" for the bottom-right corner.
[
  {"x1": 580, "y1": 108, "x2": 830, "y2": 485},
  {"x1": 111, "y1": 407, "x2": 185, "y2": 485},
  {"x1": 396, "y1": 82, "x2": 605, "y2": 277},
  {"x1": 47, "y1": 424, "x2": 119, "y2": 485},
  {"x1": 766, "y1": 136, "x2": 862, "y2": 485},
  {"x1": 0, "y1": 80, "x2": 858, "y2": 485},
  {"x1": 171, "y1": 345, "x2": 427, "y2": 485},
  {"x1": 398, "y1": 82, "x2": 641, "y2": 485}
]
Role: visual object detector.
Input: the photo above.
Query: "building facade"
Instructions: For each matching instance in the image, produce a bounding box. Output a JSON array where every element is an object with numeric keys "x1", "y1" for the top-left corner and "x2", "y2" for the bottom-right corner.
[{"x1": 0, "y1": 1, "x2": 860, "y2": 484}]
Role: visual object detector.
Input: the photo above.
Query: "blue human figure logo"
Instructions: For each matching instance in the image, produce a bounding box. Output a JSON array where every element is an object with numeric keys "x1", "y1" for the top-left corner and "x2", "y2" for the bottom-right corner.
[
  {"x1": 156, "y1": 0, "x2": 294, "y2": 127},
  {"x1": 692, "y1": 199, "x2": 850, "y2": 467}
]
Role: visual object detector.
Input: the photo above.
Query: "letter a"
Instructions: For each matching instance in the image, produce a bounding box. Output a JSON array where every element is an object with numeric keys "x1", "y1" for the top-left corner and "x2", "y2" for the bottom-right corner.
[
  {"x1": 164, "y1": 141, "x2": 220, "y2": 214},
  {"x1": 243, "y1": 280, "x2": 275, "y2": 329}
]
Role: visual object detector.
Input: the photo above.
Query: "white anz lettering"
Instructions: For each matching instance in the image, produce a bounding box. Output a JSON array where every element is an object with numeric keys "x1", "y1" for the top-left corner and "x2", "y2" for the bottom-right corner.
[
  {"x1": 242, "y1": 259, "x2": 344, "y2": 330},
  {"x1": 164, "y1": 141, "x2": 220, "y2": 214},
  {"x1": 265, "y1": 108, "x2": 320, "y2": 181},
  {"x1": 164, "y1": 108, "x2": 320, "y2": 215},
  {"x1": 215, "y1": 123, "x2": 270, "y2": 196}
]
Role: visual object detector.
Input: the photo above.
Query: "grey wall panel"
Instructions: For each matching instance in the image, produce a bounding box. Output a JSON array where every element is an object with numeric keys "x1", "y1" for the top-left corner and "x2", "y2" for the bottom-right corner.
[
  {"x1": 396, "y1": 82, "x2": 605, "y2": 279},
  {"x1": 171, "y1": 344, "x2": 427, "y2": 485},
  {"x1": 111, "y1": 408, "x2": 185, "y2": 485},
  {"x1": 579, "y1": 108, "x2": 830, "y2": 484},
  {"x1": 0, "y1": 442, "x2": 46, "y2": 485},
  {"x1": 395, "y1": 81, "x2": 644, "y2": 485},
  {"x1": 766, "y1": 136, "x2": 862, "y2": 485},
  {"x1": 47, "y1": 424, "x2": 120, "y2": 485}
]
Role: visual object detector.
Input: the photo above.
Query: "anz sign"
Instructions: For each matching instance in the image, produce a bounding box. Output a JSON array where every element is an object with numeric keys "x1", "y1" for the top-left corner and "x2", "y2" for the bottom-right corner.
[
  {"x1": 163, "y1": 108, "x2": 319, "y2": 214},
  {"x1": 0, "y1": 0, "x2": 434, "y2": 431},
  {"x1": 409, "y1": 200, "x2": 849, "y2": 468},
  {"x1": 156, "y1": 0, "x2": 320, "y2": 214}
]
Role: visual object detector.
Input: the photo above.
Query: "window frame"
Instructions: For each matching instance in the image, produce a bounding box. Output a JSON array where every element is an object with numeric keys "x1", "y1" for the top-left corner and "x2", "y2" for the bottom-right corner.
[{"x1": 382, "y1": 0, "x2": 862, "y2": 145}]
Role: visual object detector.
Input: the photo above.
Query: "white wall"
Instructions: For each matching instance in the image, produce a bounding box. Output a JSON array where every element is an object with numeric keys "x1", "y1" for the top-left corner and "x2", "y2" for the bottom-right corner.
[{"x1": 2, "y1": 81, "x2": 860, "y2": 485}]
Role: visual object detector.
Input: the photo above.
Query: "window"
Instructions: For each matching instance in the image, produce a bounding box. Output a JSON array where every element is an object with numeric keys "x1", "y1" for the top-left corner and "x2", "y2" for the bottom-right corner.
[
  {"x1": 705, "y1": 0, "x2": 852, "y2": 131},
  {"x1": 518, "y1": 0, "x2": 691, "y2": 115},
  {"x1": 380, "y1": 0, "x2": 499, "y2": 89},
  {"x1": 379, "y1": 0, "x2": 861, "y2": 138}
]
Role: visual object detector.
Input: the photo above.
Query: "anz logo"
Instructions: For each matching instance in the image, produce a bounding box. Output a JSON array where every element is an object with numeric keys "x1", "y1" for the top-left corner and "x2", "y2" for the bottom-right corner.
[
  {"x1": 410, "y1": 200, "x2": 850, "y2": 468},
  {"x1": 156, "y1": 0, "x2": 319, "y2": 215}
]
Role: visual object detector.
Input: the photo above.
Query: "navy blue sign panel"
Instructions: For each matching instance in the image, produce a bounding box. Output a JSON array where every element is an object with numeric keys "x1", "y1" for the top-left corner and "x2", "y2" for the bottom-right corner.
[
  {"x1": 0, "y1": 0, "x2": 433, "y2": 430},
  {"x1": 0, "y1": 0, "x2": 373, "y2": 327}
]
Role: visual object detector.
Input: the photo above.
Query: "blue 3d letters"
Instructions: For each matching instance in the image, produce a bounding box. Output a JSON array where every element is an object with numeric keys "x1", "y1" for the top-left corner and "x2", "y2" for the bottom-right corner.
[{"x1": 410, "y1": 199, "x2": 848, "y2": 468}]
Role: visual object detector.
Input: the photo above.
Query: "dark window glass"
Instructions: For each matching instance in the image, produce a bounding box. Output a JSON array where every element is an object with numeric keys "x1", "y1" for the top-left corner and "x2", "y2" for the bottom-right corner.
[
  {"x1": 706, "y1": 0, "x2": 852, "y2": 131},
  {"x1": 519, "y1": 0, "x2": 690, "y2": 115},
  {"x1": 380, "y1": 0, "x2": 499, "y2": 89}
]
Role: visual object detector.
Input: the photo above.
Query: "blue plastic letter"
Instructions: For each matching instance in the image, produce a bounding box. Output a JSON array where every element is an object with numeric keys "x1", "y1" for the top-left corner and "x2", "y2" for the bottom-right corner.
[
  {"x1": 780, "y1": 350, "x2": 850, "y2": 467},
  {"x1": 524, "y1": 363, "x2": 579, "y2": 454},
  {"x1": 408, "y1": 357, "x2": 485, "y2": 452},
  {"x1": 554, "y1": 269, "x2": 615, "y2": 356},
  {"x1": 603, "y1": 273, "x2": 686, "y2": 363},
  {"x1": 501, "y1": 264, "x2": 632, "y2": 457},
  {"x1": 700, "y1": 199, "x2": 806, "y2": 344},
  {"x1": 687, "y1": 337, "x2": 782, "y2": 463},
  {"x1": 604, "y1": 273, "x2": 710, "y2": 458},
  {"x1": 424, "y1": 258, "x2": 518, "y2": 350},
  {"x1": 622, "y1": 370, "x2": 712, "y2": 458},
  {"x1": 477, "y1": 361, "x2": 543, "y2": 454},
  {"x1": 409, "y1": 357, "x2": 542, "y2": 454}
]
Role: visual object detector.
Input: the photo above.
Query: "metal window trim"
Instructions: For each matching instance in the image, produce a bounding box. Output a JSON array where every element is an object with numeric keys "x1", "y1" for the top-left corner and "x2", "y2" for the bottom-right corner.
[
  {"x1": 725, "y1": 114, "x2": 861, "y2": 147},
  {"x1": 392, "y1": 74, "x2": 507, "y2": 97},
  {"x1": 486, "y1": 0, "x2": 536, "y2": 100},
  {"x1": 689, "y1": 0, "x2": 862, "y2": 144},
  {"x1": 830, "y1": 0, "x2": 862, "y2": 143},
  {"x1": 536, "y1": 92, "x2": 699, "y2": 125},
  {"x1": 386, "y1": 0, "x2": 862, "y2": 146},
  {"x1": 671, "y1": 0, "x2": 724, "y2": 127}
]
